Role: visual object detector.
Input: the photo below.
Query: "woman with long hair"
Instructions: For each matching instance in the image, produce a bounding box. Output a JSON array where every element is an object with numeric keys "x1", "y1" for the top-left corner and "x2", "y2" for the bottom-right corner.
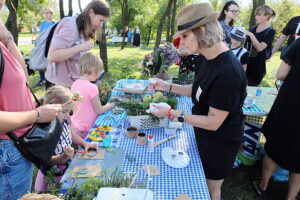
[
  {"x1": 45, "y1": 0, "x2": 110, "y2": 88},
  {"x1": 218, "y1": 1, "x2": 239, "y2": 46}
]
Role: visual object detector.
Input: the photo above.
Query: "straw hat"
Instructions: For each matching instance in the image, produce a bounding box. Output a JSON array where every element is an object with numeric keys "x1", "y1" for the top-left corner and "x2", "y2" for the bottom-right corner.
[{"x1": 174, "y1": 2, "x2": 219, "y2": 37}]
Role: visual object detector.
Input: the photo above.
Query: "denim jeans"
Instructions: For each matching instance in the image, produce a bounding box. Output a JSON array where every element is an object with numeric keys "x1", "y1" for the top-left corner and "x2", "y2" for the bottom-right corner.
[{"x1": 0, "y1": 139, "x2": 33, "y2": 200}]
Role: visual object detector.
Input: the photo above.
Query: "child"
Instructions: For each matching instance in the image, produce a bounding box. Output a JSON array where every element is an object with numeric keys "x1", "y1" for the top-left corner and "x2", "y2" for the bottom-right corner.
[
  {"x1": 71, "y1": 52, "x2": 115, "y2": 139},
  {"x1": 34, "y1": 85, "x2": 98, "y2": 192},
  {"x1": 230, "y1": 26, "x2": 249, "y2": 71}
]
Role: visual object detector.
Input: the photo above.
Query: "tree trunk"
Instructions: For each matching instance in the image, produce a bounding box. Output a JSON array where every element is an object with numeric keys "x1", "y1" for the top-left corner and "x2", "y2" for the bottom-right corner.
[
  {"x1": 78, "y1": 0, "x2": 82, "y2": 13},
  {"x1": 68, "y1": 0, "x2": 73, "y2": 16},
  {"x1": 170, "y1": 0, "x2": 177, "y2": 39},
  {"x1": 99, "y1": 24, "x2": 108, "y2": 72},
  {"x1": 5, "y1": 0, "x2": 19, "y2": 44},
  {"x1": 249, "y1": 0, "x2": 265, "y2": 28},
  {"x1": 59, "y1": 0, "x2": 65, "y2": 19},
  {"x1": 120, "y1": 0, "x2": 129, "y2": 50},
  {"x1": 154, "y1": 0, "x2": 173, "y2": 48},
  {"x1": 166, "y1": 15, "x2": 171, "y2": 42},
  {"x1": 147, "y1": 25, "x2": 152, "y2": 46}
]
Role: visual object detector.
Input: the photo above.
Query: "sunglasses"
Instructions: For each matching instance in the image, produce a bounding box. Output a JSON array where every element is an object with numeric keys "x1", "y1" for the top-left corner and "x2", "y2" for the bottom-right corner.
[{"x1": 62, "y1": 109, "x2": 73, "y2": 116}]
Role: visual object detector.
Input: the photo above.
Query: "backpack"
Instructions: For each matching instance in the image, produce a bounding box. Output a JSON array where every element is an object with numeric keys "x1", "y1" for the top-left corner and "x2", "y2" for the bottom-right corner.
[
  {"x1": 29, "y1": 17, "x2": 79, "y2": 71},
  {"x1": 249, "y1": 26, "x2": 273, "y2": 60}
]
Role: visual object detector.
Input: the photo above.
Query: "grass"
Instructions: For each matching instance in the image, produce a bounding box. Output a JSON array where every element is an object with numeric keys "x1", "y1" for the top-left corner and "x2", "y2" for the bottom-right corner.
[{"x1": 19, "y1": 42, "x2": 287, "y2": 199}]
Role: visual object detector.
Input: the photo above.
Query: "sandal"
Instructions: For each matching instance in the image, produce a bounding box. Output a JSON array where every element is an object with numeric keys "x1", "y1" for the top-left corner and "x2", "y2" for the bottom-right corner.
[{"x1": 252, "y1": 177, "x2": 266, "y2": 198}]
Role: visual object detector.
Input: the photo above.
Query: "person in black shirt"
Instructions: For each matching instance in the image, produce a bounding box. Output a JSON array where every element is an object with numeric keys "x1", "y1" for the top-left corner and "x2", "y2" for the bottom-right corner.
[
  {"x1": 245, "y1": 5, "x2": 276, "y2": 86},
  {"x1": 272, "y1": 16, "x2": 300, "y2": 57},
  {"x1": 149, "y1": 2, "x2": 247, "y2": 200},
  {"x1": 253, "y1": 38, "x2": 300, "y2": 199}
]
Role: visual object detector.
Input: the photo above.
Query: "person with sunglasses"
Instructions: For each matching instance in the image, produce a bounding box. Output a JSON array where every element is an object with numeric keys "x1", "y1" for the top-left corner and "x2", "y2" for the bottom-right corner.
[
  {"x1": 34, "y1": 85, "x2": 98, "y2": 192},
  {"x1": 218, "y1": 1, "x2": 240, "y2": 46}
]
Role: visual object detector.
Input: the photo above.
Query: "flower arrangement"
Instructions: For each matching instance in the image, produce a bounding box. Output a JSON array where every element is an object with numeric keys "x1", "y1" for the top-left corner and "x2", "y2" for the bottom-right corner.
[{"x1": 142, "y1": 43, "x2": 179, "y2": 80}]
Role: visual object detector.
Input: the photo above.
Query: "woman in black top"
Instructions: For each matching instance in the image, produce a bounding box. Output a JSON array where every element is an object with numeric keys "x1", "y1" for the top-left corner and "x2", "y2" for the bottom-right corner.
[
  {"x1": 150, "y1": 2, "x2": 247, "y2": 200},
  {"x1": 253, "y1": 39, "x2": 300, "y2": 199},
  {"x1": 245, "y1": 5, "x2": 276, "y2": 86}
]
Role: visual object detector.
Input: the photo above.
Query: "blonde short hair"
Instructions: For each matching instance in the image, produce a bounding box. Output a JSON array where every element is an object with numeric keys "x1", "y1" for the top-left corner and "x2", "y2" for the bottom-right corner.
[
  {"x1": 44, "y1": 8, "x2": 54, "y2": 15},
  {"x1": 80, "y1": 52, "x2": 103, "y2": 75},
  {"x1": 192, "y1": 20, "x2": 223, "y2": 48},
  {"x1": 44, "y1": 85, "x2": 72, "y2": 104},
  {"x1": 255, "y1": 5, "x2": 276, "y2": 20}
]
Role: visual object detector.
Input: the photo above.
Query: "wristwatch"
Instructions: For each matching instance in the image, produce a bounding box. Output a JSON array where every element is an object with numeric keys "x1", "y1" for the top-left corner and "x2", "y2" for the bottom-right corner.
[{"x1": 177, "y1": 111, "x2": 185, "y2": 123}]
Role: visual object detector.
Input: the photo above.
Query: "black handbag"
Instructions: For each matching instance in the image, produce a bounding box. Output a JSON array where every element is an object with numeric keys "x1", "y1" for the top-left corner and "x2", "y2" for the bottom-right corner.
[
  {"x1": 6, "y1": 118, "x2": 63, "y2": 169},
  {"x1": 0, "y1": 46, "x2": 63, "y2": 169}
]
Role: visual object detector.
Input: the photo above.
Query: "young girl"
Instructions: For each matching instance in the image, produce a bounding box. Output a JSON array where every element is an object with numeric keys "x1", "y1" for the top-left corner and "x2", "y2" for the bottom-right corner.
[
  {"x1": 34, "y1": 85, "x2": 97, "y2": 192},
  {"x1": 245, "y1": 5, "x2": 276, "y2": 86},
  {"x1": 71, "y1": 52, "x2": 115, "y2": 139}
]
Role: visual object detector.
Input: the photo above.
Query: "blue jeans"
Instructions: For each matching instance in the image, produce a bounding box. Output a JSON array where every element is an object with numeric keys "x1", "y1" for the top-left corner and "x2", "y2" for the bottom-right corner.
[{"x1": 0, "y1": 139, "x2": 33, "y2": 200}]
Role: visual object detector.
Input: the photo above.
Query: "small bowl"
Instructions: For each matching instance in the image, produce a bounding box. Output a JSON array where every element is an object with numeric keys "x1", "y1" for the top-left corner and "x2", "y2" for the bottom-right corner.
[{"x1": 126, "y1": 127, "x2": 138, "y2": 138}]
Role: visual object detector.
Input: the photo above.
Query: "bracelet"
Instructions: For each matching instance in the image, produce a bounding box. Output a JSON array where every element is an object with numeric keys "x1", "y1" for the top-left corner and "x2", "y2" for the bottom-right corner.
[
  {"x1": 168, "y1": 83, "x2": 173, "y2": 93},
  {"x1": 167, "y1": 108, "x2": 173, "y2": 120},
  {"x1": 34, "y1": 109, "x2": 40, "y2": 123}
]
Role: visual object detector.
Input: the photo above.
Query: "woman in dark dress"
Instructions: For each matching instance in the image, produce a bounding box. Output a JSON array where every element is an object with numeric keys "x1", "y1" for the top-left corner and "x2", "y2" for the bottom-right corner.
[
  {"x1": 253, "y1": 38, "x2": 300, "y2": 200},
  {"x1": 149, "y1": 2, "x2": 247, "y2": 200},
  {"x1": 245, "y1": 5, "x2": 276, "y2": 86},
  {"x1": 133, "y1": 27, "x2": 140, "y2": 46}
]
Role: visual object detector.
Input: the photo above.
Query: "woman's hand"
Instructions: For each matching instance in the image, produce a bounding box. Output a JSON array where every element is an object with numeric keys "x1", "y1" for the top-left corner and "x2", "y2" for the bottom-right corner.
[
  {"x1": 149, "y1": 78, "x2": 171, "y2": 92},
  {"x1": 150, "y1": 104, "x2": 171, "y2": 118},
  {"x1": 36, "y1": 104, "x2": 62, "y2": 123},
  {"x1": 83, "y1": 142, "x2": 98, "y2": 153},
  {"x1": 246, "y1": 31, "x2": 253, "y2": 37},
  {"x1": 79, "y1": 40, "x2": 93, "y2": 51},
  {"x1": 62, "y1": 146, "x2": 74, "y2": 161}
]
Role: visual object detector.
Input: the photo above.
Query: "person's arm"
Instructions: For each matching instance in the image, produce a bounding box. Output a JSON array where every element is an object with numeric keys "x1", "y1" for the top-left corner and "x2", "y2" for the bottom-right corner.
[
  {"x1": 0, "y1": 20, "x2": 27, "y2": 78},
  {"x1": 71, "y1": 130, "x2": 98, "y2": 152},
  {"x1": 47, "y1": 41, "x2": 93, "y2": 63},
  {"x1": 92, "y1": 97, "x2": 115, "y2": 115},
  {"x1": 272, "y1": 34, "x2": 288, "y2": 55},
  {"x1": 0, "y1": 104, "x2": 62, "y2": 134},
  {"x1": 152, "y1": 105, "x2": 229, "y2": 131},
  {"x1": 276, "y1": 60, "x2": 291, "y2": 80},
  {"x1": 247, "y1": 31, "x2": 268, "y2": 52},
  {"x1": 149, "y1": 78, "x2": 193, "y2": 97},
  {"x1": 48, "y1": 146, "x2": 74, "y2": 166},
  {"x1": 242, "y1": 64, "x2": 247, "y2": 71}
]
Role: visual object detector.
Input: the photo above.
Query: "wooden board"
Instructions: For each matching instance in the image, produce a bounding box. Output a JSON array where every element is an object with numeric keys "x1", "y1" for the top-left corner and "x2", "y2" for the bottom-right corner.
[
  {"x1": 78, "y1": 149, "x2": 106, "y2": 160},
  {"x1": 72, "y1": 165, "x2": 101, "y2": 178},
  {"x1": 174, "y1": 193, "x2": 193, "y2": 200},
  {"x1": 142, "y1": 165, "x2": 160, "y2": 176}
]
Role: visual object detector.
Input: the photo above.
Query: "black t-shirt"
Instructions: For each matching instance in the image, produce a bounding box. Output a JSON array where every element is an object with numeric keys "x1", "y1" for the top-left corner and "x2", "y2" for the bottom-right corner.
[
  {"x1": 282, "y1": 16, "x2": 300, "y2": 46},
  {"x1": 245, "y1": 26, "x2": 276, "y2": 86},
  {"x1": 191, "y1": 50, "x2": 247, "y2": 141}
]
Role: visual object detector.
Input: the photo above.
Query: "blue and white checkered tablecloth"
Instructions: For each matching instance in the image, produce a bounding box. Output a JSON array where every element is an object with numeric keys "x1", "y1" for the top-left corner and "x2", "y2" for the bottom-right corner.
[{"x1": 89, "y1": 79, "x2": 210, "y2": 200}]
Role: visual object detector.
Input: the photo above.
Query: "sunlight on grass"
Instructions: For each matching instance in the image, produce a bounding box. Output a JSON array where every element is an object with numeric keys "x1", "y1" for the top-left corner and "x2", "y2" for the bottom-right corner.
[{"x1": 21, "y1": 43, "x2": 281, "y2": 99}]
